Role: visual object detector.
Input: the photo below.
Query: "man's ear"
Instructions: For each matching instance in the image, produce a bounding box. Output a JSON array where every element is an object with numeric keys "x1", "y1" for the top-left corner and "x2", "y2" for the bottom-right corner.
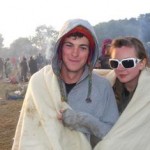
[{"x1": 139, "y1": 58, "x2": 147, "y2": 70}]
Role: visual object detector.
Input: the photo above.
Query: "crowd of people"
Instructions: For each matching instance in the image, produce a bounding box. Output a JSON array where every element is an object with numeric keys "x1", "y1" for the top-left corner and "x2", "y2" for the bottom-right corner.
[
  {"x1": 2, "y1": 18, "x2": 149, "y2": 150},
  {"x1": 0, "y1": 53, "x2": 47, "y2": 83}
]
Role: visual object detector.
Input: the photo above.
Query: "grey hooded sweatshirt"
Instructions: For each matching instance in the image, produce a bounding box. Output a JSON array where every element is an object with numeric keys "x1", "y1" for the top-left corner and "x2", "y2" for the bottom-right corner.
[{"x1": 52, "y1": 19, "x2": 119, "y2": 147}]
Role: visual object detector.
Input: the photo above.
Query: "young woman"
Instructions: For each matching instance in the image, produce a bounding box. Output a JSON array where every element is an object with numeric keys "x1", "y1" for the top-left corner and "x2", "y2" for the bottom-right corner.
[
  {"x1": 94, "y1": 37, "x2": 150, "y2": 150},
  {"x1": 109, "y1": 36, "x2": 149, "y2": 114}
]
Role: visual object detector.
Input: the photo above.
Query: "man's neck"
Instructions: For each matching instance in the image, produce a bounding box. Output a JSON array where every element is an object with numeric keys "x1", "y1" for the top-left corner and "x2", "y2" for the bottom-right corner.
[{"x1": 61, "y1": 69, "x2": 83, "y2": 84}]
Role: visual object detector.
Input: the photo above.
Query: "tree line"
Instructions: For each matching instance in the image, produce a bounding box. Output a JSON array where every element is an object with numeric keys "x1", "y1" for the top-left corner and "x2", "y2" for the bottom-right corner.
[{"x1": 0, "y1": 13, "x2": 150, "y2": 59}]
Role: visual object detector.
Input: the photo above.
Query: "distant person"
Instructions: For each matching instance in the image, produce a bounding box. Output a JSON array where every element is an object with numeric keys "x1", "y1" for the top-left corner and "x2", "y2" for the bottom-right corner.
[
  {"x1": 10, "y1": 57, "x2": 17, "y2": 70},
  {"x1": 4, "y1": 58, "x2": 12, "y2": 78},
  {"x1": 28, "y1": 56, "x2": 38, "y2": 76},
  {"x1": 36, "y1": 53, "x2": 44, "y2": 69},
  {"x1": 0, "y1": 57, "x2": 4, "y2": 79},
  {"x1": 12, "y1": 18, "x2": 119, "y2": 150},
  {"x1": 98, "y1": 39, "x2": 112, "y2": 69},
  {"x1": 94, "y1": 57, "x2": 101, "y2": 69},
  {"x1": 20, "y1": 56, "x2": 28, "y2": 82}
]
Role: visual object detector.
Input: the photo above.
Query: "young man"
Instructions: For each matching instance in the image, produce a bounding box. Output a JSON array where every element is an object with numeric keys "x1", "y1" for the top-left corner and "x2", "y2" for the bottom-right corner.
[{"x1": 12, "y1": 19, "x2": 119, "y2": 150}]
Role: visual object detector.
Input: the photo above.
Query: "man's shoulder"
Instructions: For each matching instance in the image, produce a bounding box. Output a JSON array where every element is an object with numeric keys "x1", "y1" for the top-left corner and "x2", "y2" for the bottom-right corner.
[
  {"x1": 92, "y1": 72, "x2": 108, "y2": 81},
  {"x1": 92, "y1": 69, "x2": 116, "y2": 86},
  {"x1": 93, "y1": 69, "x2": 112, "y2": 78}
]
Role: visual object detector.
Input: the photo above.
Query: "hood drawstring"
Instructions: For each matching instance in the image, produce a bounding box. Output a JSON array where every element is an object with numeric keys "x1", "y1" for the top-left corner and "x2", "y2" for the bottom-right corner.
[
  {"x1": 57, "y1": 71, "x2": 68, "y2": 102},
  {"x1": 85, "y1": 65, "x2": 92, "y2": 103},
  {"x1": 56, "y1": 65, "x2": 93, "y2": 103}
]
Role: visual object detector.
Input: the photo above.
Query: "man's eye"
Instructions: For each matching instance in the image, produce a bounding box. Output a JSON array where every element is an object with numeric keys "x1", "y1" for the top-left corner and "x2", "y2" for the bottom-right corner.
[
  {"x1": 65, "y1": 44, "x2": 72, "y2": 47},
  {"x1": 80, "y1": 47, "x2": 88, "y2": 50}
]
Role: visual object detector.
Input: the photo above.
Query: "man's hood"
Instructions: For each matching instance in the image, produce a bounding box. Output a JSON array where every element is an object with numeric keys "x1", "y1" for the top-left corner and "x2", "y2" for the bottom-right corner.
[{"x1": 52, "y1": 19, "x2": 99, "y2": 74}]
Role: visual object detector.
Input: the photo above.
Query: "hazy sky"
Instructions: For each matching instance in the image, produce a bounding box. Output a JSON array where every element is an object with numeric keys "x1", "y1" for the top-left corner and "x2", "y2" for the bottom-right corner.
[{"x1": 0, "y1": 0, "x2": 150, "y2": 47}]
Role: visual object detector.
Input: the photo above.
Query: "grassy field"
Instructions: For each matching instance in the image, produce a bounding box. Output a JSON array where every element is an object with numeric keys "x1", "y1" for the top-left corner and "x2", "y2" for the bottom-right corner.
[{"x1": 0, "y1": 81, "x2": 23, "y2": 150}]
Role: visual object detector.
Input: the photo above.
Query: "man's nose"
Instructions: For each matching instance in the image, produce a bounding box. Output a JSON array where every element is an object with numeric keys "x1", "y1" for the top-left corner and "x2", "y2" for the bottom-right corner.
[{"x1": 72, "y1": 47, "x2": 79, "y2": 56}]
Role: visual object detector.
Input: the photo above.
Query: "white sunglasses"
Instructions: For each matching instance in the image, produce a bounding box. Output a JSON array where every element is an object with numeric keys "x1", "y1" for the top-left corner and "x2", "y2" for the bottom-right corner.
[{"x1": 109, "y1": 58, "x2": 141, "y2": 69}]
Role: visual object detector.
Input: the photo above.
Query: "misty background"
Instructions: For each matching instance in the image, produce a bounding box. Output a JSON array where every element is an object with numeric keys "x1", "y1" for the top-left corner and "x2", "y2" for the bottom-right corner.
[{"x1": 0, "y1": 13, "x2": 150, "y2": 62}]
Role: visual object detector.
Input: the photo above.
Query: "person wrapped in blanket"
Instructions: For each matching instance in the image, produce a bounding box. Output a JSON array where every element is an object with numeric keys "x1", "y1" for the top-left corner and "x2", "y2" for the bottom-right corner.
[
  {"x1": 12, "y1": 19, "x2": 119, "y2": 150},
  {"x1": 55, "y1": 19, "x2": 119, "y2": 147},
  {"x1": 94, "y1": 37, "x2": 150, "y2": 150}
]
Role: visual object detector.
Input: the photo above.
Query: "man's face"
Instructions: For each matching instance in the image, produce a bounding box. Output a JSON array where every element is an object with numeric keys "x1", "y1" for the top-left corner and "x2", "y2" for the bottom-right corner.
[{"x1": 61, "y1": 36, "x2": 90, "y2": 74}]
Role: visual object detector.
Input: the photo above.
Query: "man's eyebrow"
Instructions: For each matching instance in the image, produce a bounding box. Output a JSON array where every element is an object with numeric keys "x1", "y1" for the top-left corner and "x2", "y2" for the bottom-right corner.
[
  {"x1": 63, "y1": 41, "x2": 72, "y2": 44},
  {"x1": 80, "y1": 44, "x2": 89, "y2": 47},
  {"x1": 63, "y1": 42, "x2": 89, "y2": 47}
]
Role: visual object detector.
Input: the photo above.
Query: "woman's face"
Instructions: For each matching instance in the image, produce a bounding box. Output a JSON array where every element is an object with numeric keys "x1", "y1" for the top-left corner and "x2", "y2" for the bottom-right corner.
[{"x1": 111, "y1": 46, "x2": 145, "y2": 84}]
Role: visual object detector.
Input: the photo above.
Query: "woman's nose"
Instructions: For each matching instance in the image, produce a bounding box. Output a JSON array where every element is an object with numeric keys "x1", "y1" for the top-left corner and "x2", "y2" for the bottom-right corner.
[{"x1": 117, "y1": 63, "x2": 125, "y2": 70}]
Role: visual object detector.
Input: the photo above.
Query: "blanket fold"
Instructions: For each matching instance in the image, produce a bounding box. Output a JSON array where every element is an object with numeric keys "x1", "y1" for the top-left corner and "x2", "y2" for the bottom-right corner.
[
  {"x1": 13, "y1": 67, "x2": 150, "y2": 150},
  {"x1": 12, "y1": 65, "x2": 92, "y2": 150},
  {"x1": 94, "y1": 68, "x2": 150, "y2": 150}
]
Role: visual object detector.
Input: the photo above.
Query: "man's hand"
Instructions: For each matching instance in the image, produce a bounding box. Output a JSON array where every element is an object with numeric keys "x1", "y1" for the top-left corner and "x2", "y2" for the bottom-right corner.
[{"x1": 57, "y1": 109, "x2": 64, "y2": 121}]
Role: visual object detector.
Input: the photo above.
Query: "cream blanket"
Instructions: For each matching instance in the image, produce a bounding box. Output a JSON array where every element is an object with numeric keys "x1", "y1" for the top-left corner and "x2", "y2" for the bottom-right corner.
[
  {"x1": 12, "y1": 65, "x2": 92, "y2": 150},
  {"x1": 94, "y1": 68, "x2": 150, "y2": 150},
  {"x1": 12, "y1": 66, "x2": 150, "y2": 150}
]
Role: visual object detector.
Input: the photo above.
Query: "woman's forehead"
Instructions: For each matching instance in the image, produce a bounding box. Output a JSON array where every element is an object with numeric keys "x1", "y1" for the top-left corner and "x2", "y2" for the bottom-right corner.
[{"x1": 111, "y1": 46, "x2": 137, "y2": 58}]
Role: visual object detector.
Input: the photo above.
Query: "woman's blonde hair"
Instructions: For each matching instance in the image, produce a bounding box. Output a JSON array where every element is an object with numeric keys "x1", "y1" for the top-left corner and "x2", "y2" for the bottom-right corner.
[
  {"x1": 110, "y1": 36, "x2": 149, "y2": 66},
  {"x1": 110, "y1": 37, "x2": 149, "y2": 113}
]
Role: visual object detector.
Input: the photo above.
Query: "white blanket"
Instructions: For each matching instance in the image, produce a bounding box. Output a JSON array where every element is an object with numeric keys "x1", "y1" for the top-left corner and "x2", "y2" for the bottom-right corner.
[
  {"x1": 13, "y1": 66, "x2": 150, "y2": 150},
  {"x1": 94, "y1": 68, "x2": 150, "y2": 150},
  {"x1": 12, "y1": 65, "x2": 92, "y2": 150}
]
